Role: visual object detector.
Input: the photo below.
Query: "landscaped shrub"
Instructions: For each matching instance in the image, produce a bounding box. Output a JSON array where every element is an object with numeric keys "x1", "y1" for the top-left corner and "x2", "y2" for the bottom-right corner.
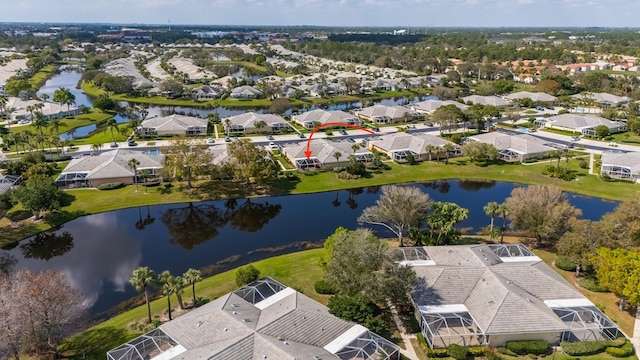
[
  {"x1": 555, "y1": 255, "x2": 577, "y2": 271},
  {"x1": 484, "y1": 347, "x2": 505, "y2": 360},
  {"x1": 561, "y1": 340, "x2": 608, "y2": 356},
  {"x1": 447, "y1": 344, "x2": 468, "y2": 360},
  {"x1": 314, "y1": 280, "x2": 336, "y2": 294},
  {"x1": 468, "y1": 346, "x2": 487, "y2": 356},
  {"x1": 606, "y1": 341, "x2": 634, "y2": 357},
  {"x1": 235, "y1": 264, "x2": 260, "y2": 286},
  {"x1": 579, "y1": 159, "x2": 588, "y2": 169},
  {"x1": 506, "y1": 340, "x2": 548, "y2": 355},
  {"x1": 579, "y1": 275, "x2": 609, "y2": 292},
  {"x1": 425, "y1": 347, "x2": 449, "y2": 358},
  {"x1": 497, "y1": 347, "x2": 517, "y2": 356},
  {"x1": 558, "y1": 109, "x2": 569, "y2": 115},
  {"x1": 97, "y1": 182, "x2": 125, "y2": 190}
]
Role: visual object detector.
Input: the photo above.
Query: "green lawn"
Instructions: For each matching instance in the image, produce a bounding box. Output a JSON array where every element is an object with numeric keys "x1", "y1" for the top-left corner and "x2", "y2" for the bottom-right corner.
[
  {"x1": 9, "y1": 110, "x2": 113, "y2": 135},
  {"x1": 28, "y1": 64, "x2": 57, "y2": 88},
  {"x1": 210, "y1": 60, "x2": 295, "y2": 78},
  {"x1": 60, "y1": 249, "x2": 327, "y2": 359}
]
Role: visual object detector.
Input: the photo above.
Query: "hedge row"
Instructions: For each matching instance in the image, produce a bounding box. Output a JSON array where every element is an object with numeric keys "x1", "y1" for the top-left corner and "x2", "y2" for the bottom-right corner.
[
  {"x1": 606, "y1": 341, "x2": 635, "y2": 357},
  {"x1": 506, "y1": 340, "x2": 549, "y2": 355},
  {"x1": 561, "y1": 337, "x2": 628, "y2": 356},
  {"x1": 555, "y1": 255, "x2": 577, "y2": 271},
  {"x1": 96, "y1": 182, "x2": 125, "y2": 190},
  {"x1": 313, "y1": 280, "x2": 336, "y2": 295},
  {"x1": 579, "y1": 275, "x2": 609, "y2": 292}
]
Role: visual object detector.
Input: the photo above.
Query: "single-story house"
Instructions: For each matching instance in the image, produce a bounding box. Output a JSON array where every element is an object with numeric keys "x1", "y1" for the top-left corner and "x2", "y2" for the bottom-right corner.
[
  {"x1": 106, "y1": 277, "x2": 400, "y2": 360},
  {"x1": 292, "y1": 109, "x2": 362, "y2": 129},
  {"x1": 368, "y1": 132, "x2": 459, "y2": 162},
  {"x1": 135, "y1": 114, "x2": 208, "y2": 137},
  {"x1": 299, "y1": 83, "x2": 343, "y2": 97},
  {"x1": 466, "y1": 132, "x2": 554, "y2": 162},
  {"x1": 55, "y1": 149, "x2": 164, "y2": 188},
  {"x1": 412, "y1": 100, "x2": 468, "y2": 114},
  {"x1": 223, "y1": 112, "x2": 290, "y2": 135},
  {"x1": 1, "y1": 97, "x2": 80, "y2": 121},
  {"x1": 504, "y1": 91, "x2": 557, "y2": 105},
  {"x1": 354, "y1": 105, "x2": 420, "y2": 124},
  {"x1": 600, "y1": 152, "x2": 640, "y2": 182},
  {"x1": 570, "y1": 92, "x2": 631, "y2": 107},
  {"x1": 281, "y1": 138, "x2": 373, "y2": 171},
  {"x1": 192, "y1": 85, "x2": 226, "y2": 100},
  {"x1": 462, "y1": 95, "x2": 512, "y2": 108},
  {"x1": 0, "y1": 174, "x2": 21, "y2": 195},
  {"x1": 535, "y1": 114, "x2": 627, "y2": 136},
  {"x1": 402, "y1": 243, "x2": 618, "y2": 349},
  {"x1": 230, "y1": 85, "x2": 263, "y2": 99}
]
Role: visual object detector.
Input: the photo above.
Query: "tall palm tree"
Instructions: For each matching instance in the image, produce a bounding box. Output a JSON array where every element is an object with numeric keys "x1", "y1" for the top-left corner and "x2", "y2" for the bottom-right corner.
[
  {"x1": 333, "y1": 151, "x2": 342, "y2": 167},
  {"x1": 224, "y1": 118, "x2": 232, "y2": 136},
  {"x1": 157, "y1": 271, "x2": 175, "y2": 321},
  {"x1": 129, "y1": 266, "x2": 156, "y2": 323},
  {"x1": 168, "y1": 275, "x2": 186, "y2": 310},
  {"x1": 138, "y1": 169, "x2": 150, "y2": 194},
  {"x1": 497, "y1": 203, "x2": 509, "y2": 244},
  {"x1": 49, "y1": 118, "x2": 63, "y2": 138},
  {"x1": 351, "y1": 143, "x2": 360, "y2": 154},
  {"x1": 105, "y1": 118, "x2": 119, "y2": 143},
  {"x1": 426, "y1": 144, "x2": 438, "y2": 162},
  {"x1": 183, "y1": 268, "x2": 202, "y2": 307},
  {"x1": 443, "y1": 143, "x2": 456, "y2": 163},
  {"x1": 128, "y1": 158, "x2": 140, "y2": 192},
  {"x1": 483, "y1": 201, "x2": 501, "y2": 241}
]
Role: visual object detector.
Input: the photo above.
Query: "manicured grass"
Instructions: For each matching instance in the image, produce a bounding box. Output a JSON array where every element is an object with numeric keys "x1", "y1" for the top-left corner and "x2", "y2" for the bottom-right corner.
[
  {"x1": 60, "y1": 248, "x2": 327, "y2": 359},
  {"x1": 28, "y1": 64, "x2": 57, "y2": 88},
  {"x1": 211, "y1": 60, "x2": 294, "y2": 78},
  {"x1": 594, "y1": 69, "x2": 638, "y2": 76},
  {"x1": 9, "y1": 110, "x2": 113, "y2": 135}
]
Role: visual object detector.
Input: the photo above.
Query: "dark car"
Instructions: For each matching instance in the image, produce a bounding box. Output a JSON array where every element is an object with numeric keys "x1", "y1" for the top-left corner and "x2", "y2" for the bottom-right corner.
[
  {"x1": 127, "y1": 141, "x2": 138, "y2": 147},
  {"x1": 347, "y1": 137, "x2": 355, "y2": 143},
  {"x1": 372, "y1": 127, "x2": 380, "y2": 132},
  {"x1": 298, "y1": 133, "x2": 306, "y2": 139},
  {"x1": 110, "y1": 142, "x2": 119, "y2": 148},
  {"x1": 225, "y1": 137, "x2": 231, "y2": 142},
  {"x1": 566, "y1": 143, "x2": 575, "y2": 149},
  {"x1": 340, "y1": 129, "x2": 348, "y2": 135},
  {"x1": 266, "y1": 135, "x2": 274, "y2": 140}
]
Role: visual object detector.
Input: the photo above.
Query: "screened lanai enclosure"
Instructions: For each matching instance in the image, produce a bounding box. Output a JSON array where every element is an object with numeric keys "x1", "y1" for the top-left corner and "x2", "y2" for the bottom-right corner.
[
  {"x1": 106, "y1": 328, "x2": 183, "y2": 360},
  {"x1": 233, "y1": 277, "x2": 287, "y2": 304},
  {"x1": 419, "y1": 308, "x2": 485, "y2": 348},
  {"x1": 551, "y1": 303, "x2": 619, "y2": 342},
  {"x1": 334, "y1": 330, "x2": 401, "y2": 360}
]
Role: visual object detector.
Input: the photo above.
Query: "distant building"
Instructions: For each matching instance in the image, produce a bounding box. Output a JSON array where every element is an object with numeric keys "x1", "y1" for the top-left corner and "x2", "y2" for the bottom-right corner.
[
  {"x1": 122, "y1": 30, "x2": 152, "y2": 42},
  {"x1": 135, "y1": 114, "x2": 208, "y2": 137}
]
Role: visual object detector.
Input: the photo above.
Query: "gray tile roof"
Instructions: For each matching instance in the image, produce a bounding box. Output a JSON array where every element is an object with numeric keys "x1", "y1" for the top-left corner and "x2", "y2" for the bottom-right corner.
[
  {"x1": 505, "y1": 91, "x2": 557, "y2": 102},
  {"x1": 357, "y1": 105, "x2": 415, "y2": 119},
  {"x1": 139, "y1": 114, "x2": 207, "y2": 132},
  {"x1": 369, "y1": 132, "x2": 457, "y2": 155},
  {"x1": 293, "y1": 109, "x2": 358, "y2": 126},
  {"x1": 57, "y1": 149, "x2": 164, "y2": 181},
  {"x1": 223, "y1": 112, "x2": 289, "y2": 130},
  {"x1": 601, "y1": 151, "x2": 640, "y2": 173},
  {"x1": 412, "y1": 100, "x2": 468, "y2": 113},
  {"x1": 410, "y1": 244, "x2": 592, "y2": 336},
  {"x1": 571, "y1": 92, "x2": 630, "y2": 106},
  {"x1": 462, "y1": 95, "x2": 511, "y2": 107},
  {"x1": 282, "y1": 139, "x2": 372, "y2": 164},
  {"x1": 549, "y1": 114, "x2": 626, "y2": 131},
  {"x1": 469, "y1": 132, "x2": 553, "y2": 155}
]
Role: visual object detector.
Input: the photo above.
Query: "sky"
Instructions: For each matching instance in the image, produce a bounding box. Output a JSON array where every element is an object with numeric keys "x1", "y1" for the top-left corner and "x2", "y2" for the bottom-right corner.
[{"x1": 1, "y1": 0, "x2": 639, "y2": 28}]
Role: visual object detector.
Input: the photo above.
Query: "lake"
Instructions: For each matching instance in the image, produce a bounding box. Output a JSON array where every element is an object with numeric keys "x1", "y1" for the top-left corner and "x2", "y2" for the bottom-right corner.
[{"x1": 1, "y1": 180, "x2": 617, "y2": 317}]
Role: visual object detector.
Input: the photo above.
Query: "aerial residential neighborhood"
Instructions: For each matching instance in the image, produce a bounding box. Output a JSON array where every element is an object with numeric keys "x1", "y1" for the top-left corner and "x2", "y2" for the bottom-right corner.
[{"x1": 1, "y1": 7, "x2": 640, "y2": 360}]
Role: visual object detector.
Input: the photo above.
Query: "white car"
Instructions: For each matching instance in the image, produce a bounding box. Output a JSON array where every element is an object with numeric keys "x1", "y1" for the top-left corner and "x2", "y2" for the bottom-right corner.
[
  {"x1": 570, "y1": 136, "x2": 580, "y2": 141},
  {"x1": 268, "y1": 142, "x2": 278, "y2": 150},
  {"x1": 206, "y1": 138, "x2": 215, "y2": 144}
]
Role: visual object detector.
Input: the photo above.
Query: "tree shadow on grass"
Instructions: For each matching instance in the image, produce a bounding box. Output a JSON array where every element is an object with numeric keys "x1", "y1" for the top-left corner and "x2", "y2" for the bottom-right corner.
[
  {"x1": 44, "y1": 210, "x2": 87, "y2": 228},
  {"x1": 6, "y1": 210, "x2": 33, "y2": 222},
  {"x1": 59, "y1": 327, "x2": 134, "y2": 360}
]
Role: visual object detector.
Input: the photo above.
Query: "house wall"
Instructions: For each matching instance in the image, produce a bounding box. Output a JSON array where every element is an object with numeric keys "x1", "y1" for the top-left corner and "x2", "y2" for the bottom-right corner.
[
  {"x1": 488, "y1": 332, "x2": 559, "y2": 347},
  {"x1": 156, "y1": 129, "x2": 187, "y2": 137},
  {"x1": 90, "y1": 176, "x2": 134, "y2": 187}
]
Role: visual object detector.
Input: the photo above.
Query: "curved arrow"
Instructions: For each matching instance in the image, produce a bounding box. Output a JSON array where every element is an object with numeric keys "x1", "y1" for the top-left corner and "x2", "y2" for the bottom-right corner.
[{"x1": 304, "y1": 122, "x2": 375, "y2": 159}]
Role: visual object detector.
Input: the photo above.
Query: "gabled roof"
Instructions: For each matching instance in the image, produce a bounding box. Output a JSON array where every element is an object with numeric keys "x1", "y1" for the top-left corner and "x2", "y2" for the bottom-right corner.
[
  {"x1": 139, "y1": 114, "x2": 207, "y2": 130},
  {"x1": 462, "y1": 95, "x2": 511, "y2": 107},
  {"x1": 571, "y1": 92, "x2": 630, "y2": 106},
  {"x1": 231, "y1": 85, "x2": 263, "y2": 96},
  {"x1": 601, "y1": 152, "x2": 640, "y2": 173},
  {"x1": 223, "y1": 112, "x2": 288, "y2": 128},
  {"x1": 468, "y1": 132, "x2": 553, "y2": 155},
  {"x1": 282, "y1": 139, "x2": 372, "y2": 164},
  {"x1": 369, "y1": 132, "x2": 457, "y2": 155},
  {"x1": 57, "y1": 149, "x2": 164, "y2": 180},
  {"x1": 505, "y1": 91, "x2": 557, "y2": 102},
  {"x1": 357, "y1": 105, "x2": 415, "y2": 119},
  {"x1": 293, "y1": 109, "x2": 357, "y2": 125},
  {"x1": 548, "y1": 114, "x2": 625, "y2": 131},
  {"x1": 412, "y1": 100, "x2": 468, "y2": 113}
]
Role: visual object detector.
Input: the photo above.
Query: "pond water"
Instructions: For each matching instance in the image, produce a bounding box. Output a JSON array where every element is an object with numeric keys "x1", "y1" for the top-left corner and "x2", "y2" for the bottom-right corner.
[{"x1": 1, "y1": 180, "x2": 617, "y2": 317}]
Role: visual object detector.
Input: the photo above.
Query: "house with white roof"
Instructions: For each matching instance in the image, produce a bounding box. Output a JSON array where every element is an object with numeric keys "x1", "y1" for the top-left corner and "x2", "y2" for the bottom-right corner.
[
  {"x1": 368, "y1": 132, "x2": 459, "y2": 162},
  {"x1": 230, "y1": 85, "x2": 263, "y2": 99},
  {"x1": 136, "y1": 114, "x2": 207, "y2": 137},
  {"x1": 402, "y1": 244, "x2": 618, "y2": 348},
  {"x1": 412, "y1": 100, "x2": 468, "y2": 114},
  {"x1": 55, "y1": 149, "x2": 164, "y2": 188},
  {"x1": 505, "y1": 91, "x2": 557, "y2": 104},
  {"x1": 192, "y1": 85, "x2": 226, "y2": 100},
  {"x1": 281, "y1": 139, "x2": 373, "y2": 170},
  {"x1": 466, "y1": 132, "x2": 554, "y2": 162},
  {"x1": 462, "y1": 95, "x2": 512, "y2": 108},
  {"x1": 600, "y1": 151, "x2": 640, "y2": 182},
  {"x1": 570, "y1": 92, "x2": 631, "y2": 107},
  {"x1": 223, "y1": 112, "x2": 290, "y2": 135},
  {"x1": 354, "y1": 105, "x2": 420, "y2": 124},
  {"x1": 1, "y1": 97, "x2": 80, "y2": 121},
  {"x1": 535, "y1": 114, "x2": 627, "y2": 136},
  {"x1": 291, "y1": 109, "x2": 362, "y2": 129},
  {"x1": 107, "y1": 277, "x2": 399, "y2": 360}
]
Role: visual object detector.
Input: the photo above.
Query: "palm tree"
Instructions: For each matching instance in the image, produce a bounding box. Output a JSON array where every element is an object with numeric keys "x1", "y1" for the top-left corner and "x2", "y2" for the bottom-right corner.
[
  {"x1": 426, "y1": 144, "x2": 438, "y2": 161},
  {"x1": 40, "y1": 93, "x2": 49, "y2": 102},
  {"x1": 497, "y1": 203, "x2": 509, "y2": 244},
  {"x1": 138, "y1": 169, "x2": 150, "y2": 194},
  {"x1": 157, "y1": 271, "x2": 175, "y2": 320},
  {"x1": 483, "y1": 201, "x2": 501, "y2": 241},
  {"x1": 224, "y1": 118, "x2": 232, "y2": 136},
  {"x1": 49, "y1": 118, "x2": 63, "y2": 138},
  {"x1": 183, "y1": 268, "x2": 202, "y2": 307},
  {"x1": 169, "y1": 275, "x2": 186, "y2": 310},
  {"x1": 333, "y1": 151, "x2": 342, "y2": 167},
  {"x1": 351, "y1": 143, "x2": 360, "y2": 154},
  {"x1": 443, "y1": 143, "x2": 456, "y2": 163},
  {"x1": 128, "y1": 158, "x2": 140, "y2": 192},
  {"x1": 105, "y1": 118, "x2": 119, "y2": 143},
  {"x1": 129, "y1": 266, "x2": 156, "y2": 323}
]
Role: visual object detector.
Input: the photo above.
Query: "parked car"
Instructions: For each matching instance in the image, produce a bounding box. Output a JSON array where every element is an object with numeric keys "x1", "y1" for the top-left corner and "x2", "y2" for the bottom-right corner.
[
  {"x1": 570, "y1": 136, "x2": 580, "y2": 141},
  {"x1": 225, "y1": 137, "x2": 231, "y2": 142},
  {"x1": 206, "y1": 138, "x2": 215, "y2": 144},
  {"x1": 408, "y1": 124, "x2": 416, "y2": 129},
  {"x1": 546, "y1": 106, "x2": 555, "y2": 110},
  {"x1": 347, "y1": 137, "x2": 355, "y2": 143},
  {"x1": 566, "y1": 143, "x2": 574, "y2": 149},
  {"x1": 127, "y1": 141, "x2": 138, "y2": 147},
  {"x1": 268, "y1": 142, "x2": 278, "y2": 150},
  {"x1": 266, "y1": 135, "x2": 274, "y2": 141},
  {"x1": 298, "y1": 133, "x2": 306, "y2": 138},
  {"x1": 536, "y1": 106, "x2": 545, "y2": 111},
  {"x1": 340, "y1": 129, "x2": 348, "y2": 135},
  {"x1": 424, "y1": 122, "x2": 434, "y2": 127},
  {"x1": 372, "y1": 127, "x2": 380, "y2": 132},
  {"x1": 110, "y1": 142, "x2": 119, "y2": 148}
]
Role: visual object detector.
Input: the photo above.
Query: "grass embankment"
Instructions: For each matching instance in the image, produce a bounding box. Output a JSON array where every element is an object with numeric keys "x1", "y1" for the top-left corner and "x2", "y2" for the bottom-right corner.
[
  {"x1": 2, "y1": 156, "x2": 638, "y2": 247},
  {"x1": 28, "y1": 64, "x2": 57, "y2": 88},
  {"x1": 211, "y1": 60, "x2": 294, "y2": 78},
  {"x1": 60, "y1": 249, "x2": 327, "y2": 359}
]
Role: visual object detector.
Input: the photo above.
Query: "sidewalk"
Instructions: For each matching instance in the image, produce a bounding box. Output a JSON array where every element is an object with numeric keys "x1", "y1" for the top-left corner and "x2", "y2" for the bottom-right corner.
[
  {"x1": 632, "y1": 307, "x2": 640, "y2": 355},
  {"x1": 387, "y1": 300, "x2": 420, "y2": 360}
]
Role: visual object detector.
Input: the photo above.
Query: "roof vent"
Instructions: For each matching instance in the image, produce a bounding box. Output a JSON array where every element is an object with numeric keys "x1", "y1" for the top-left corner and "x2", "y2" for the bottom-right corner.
[
  {"x1": 263, "y1": 355, "x2": 267, "y2": 359},
  {"x1": 242, "y1": 319, "x2": 252, "y2": 323},
  {"x1": 313, "y1": 357, "x2": 322, "y2": 360},
  {"x1": 506, "y1": 280, "x2": 511, "y2": 285},
  {"x1": 283, "y1": 341, "x2": 289, "y2": 345},
  {"x1": 277, "y1": 335, "x2": 284, "y2": 341},
  {"x1": 232, "y1": 311, "x2": 238, "y2": 315},
  {"x1": 224, "y1": 327, "x2": 228, "y2": 332},
  {"x1": 488, "y1": 300, "x2": 494, "y2": 304},
  {"x1": 231, "y1": 303, "x2": 239, "y2": 308},
  {"x1": 527, "y1": 298, "x2": 532, "y2": 303},
  {"x1": 196, "y1": 321, "x2": 203, "y2": 328}
]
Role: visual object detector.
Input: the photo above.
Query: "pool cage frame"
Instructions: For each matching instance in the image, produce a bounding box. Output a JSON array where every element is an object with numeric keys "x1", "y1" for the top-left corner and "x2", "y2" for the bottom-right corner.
[
  {"x1": 106, "y1": 328, "x2": 180, "y2": 360},
  {"x1": 334, "y1": 330, "x2": 401, "y2": 360},
  {"x1": 233, "y1": 277, "x2": 287, "y2": 304},
  {"x1": 488, "y1": 243, "x2": 535, "y2": 258},
  {"x1": 553, "y1": 306, "x2": 619, "y2": 342},
  {"x1": 419, "y1": 310, "x2": 486, "y2": 349}
]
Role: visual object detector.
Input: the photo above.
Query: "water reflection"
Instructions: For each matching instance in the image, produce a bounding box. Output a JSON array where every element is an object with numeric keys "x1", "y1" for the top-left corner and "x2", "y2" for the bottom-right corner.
[
  {"x1": 226, "y1": 199, "x2": 282, "y2": 232},
  {"x1": 161, "y1": 202, "x2": 230, "y2": 249},
  {"x1": 19, "y1": 231, "x2": 74, "y2": 260},
  {"x1": 458, "y1": 180, "x2": 497, "y2": 192}
]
